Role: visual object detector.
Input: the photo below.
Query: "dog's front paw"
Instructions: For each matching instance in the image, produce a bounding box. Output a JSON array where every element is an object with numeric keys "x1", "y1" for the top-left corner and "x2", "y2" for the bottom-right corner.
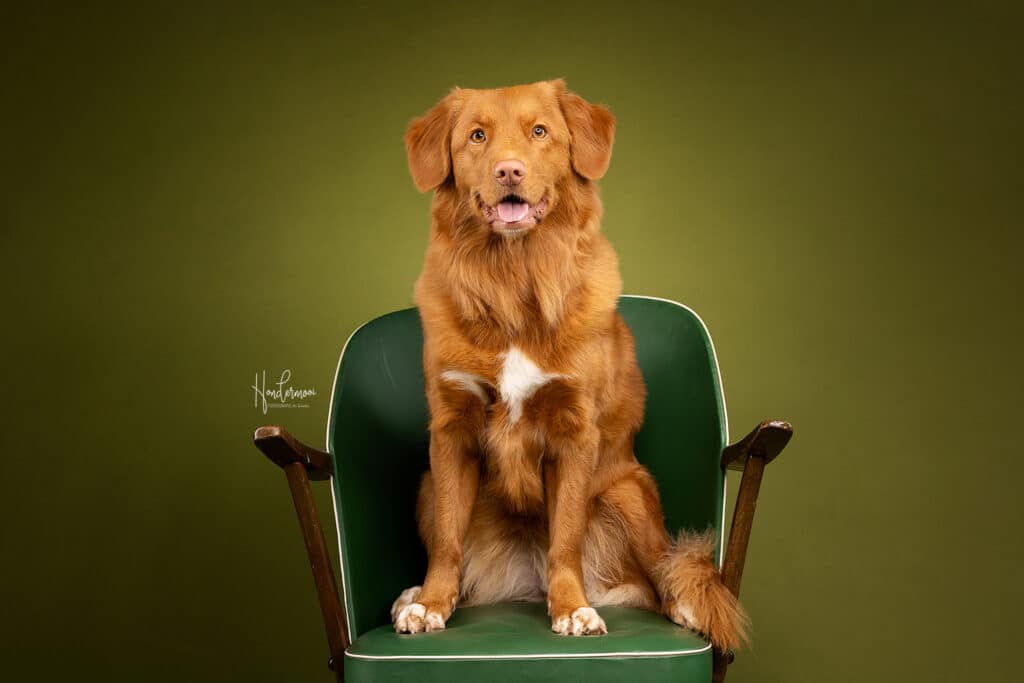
[
  {"x1": 551, "y1": 606, "x2": 607, "y2": 636},
  {"x1": 394, "y1": 602, "x2": 448, "y2": 633},
  {"x1": 392, "y1": 586, "x2": 448, "y2": 633},
  {"x1": 391, "y1": 586, "x2": 422, "y2": 622}
]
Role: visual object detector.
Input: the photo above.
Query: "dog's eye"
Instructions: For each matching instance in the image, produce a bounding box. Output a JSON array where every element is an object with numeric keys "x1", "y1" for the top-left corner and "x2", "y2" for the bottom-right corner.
[
  {"x1": 470, "y1": 129, "x2": 486, "y2": 143},
  {"x1": 532, "y1": 125, "x2": 547, "y2": 139}
]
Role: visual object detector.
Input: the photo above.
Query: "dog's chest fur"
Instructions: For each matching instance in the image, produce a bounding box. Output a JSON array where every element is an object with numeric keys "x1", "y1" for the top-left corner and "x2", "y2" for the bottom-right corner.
[
  {"x1": 441, "y1": 345, "x2": 566, "y2": 511},
  {"x1": 442, "y1": 346, "x2": 562, "y2": 425}
]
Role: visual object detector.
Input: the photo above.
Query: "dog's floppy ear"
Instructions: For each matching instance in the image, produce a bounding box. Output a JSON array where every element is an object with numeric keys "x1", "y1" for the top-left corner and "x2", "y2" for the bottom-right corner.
[
  {"x1": 556, "y1": 81, "x2": 616, "y2": 180},
  {"x1": 405, "y1": 91, "x2": 458, "y2": 192}
]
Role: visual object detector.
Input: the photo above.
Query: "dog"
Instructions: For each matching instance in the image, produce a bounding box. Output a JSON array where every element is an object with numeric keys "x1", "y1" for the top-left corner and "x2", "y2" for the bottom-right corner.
[{"x1": 390, "y1": 79, "x2": 746, "y2": 650}]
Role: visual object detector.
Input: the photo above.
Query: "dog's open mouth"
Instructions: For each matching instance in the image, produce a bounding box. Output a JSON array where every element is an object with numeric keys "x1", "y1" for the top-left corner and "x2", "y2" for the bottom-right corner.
[
  {"x1": 496, "y1": 194, "x2": 530, "y2": 223},
  {"x1": 478, "y1": 193, "x2": 549, "y2": 234}
]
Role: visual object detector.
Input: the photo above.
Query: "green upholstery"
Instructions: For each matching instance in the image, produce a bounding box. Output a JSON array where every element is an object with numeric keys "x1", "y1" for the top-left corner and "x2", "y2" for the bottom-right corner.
[
  {"x1": 327, "y1": 295, "x2": 728, "y2": 682},
  {"x1": 347, "y1": 604, "x2": 710, "y2": 682}
]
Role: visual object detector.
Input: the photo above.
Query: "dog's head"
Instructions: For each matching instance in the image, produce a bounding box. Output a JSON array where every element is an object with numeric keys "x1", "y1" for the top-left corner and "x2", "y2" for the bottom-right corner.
[{"x1": 405, "y1": 79, "x2": 615, "y2": 237}]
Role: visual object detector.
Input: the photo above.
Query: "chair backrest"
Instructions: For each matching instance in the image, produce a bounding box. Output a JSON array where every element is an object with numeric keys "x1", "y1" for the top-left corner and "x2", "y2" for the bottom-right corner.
[{"x1": 328, "y1": 295, "x2": 727, "y2": 639}]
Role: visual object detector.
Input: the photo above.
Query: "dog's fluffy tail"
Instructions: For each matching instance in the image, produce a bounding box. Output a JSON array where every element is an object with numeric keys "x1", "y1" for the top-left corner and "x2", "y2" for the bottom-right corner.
[{"x1": 653, "y1": 529, "x2": 749, "y2": 652}]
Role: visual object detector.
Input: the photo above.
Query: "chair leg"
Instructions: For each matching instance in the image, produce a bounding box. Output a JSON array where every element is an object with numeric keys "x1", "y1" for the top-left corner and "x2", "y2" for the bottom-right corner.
[
  {"x1": 283, "y1": 462, "x2": 349, "y2": 681},
  {"x1": 712, "y1": 649, "x2": 735, "y2": 682},
  {"x1": 712, "y1": 453, "x2": 767, "y2": 682}
]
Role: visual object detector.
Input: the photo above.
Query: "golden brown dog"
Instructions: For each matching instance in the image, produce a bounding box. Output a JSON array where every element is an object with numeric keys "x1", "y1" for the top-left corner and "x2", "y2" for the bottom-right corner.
[{"x1": 390, "y1": 79, "x2": 746, "y2": 650}]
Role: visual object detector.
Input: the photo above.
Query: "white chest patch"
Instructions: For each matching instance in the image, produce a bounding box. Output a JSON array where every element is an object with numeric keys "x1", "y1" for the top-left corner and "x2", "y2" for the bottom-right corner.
[
  {"x1": 497, "y1": 346, "x2": 562, "y2": 424},
  {"x1": 439, "y1": 370, "x2": 490, "y2": 405},
  {"x1": 440, "y1": 347, "x2": 562, "y2": 424}
]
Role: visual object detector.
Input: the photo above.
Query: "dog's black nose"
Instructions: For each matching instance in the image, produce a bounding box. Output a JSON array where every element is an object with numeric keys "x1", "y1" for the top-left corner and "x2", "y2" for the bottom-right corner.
[{"x1": 494, "y1": 159, "x2": 526, "y2": 186}]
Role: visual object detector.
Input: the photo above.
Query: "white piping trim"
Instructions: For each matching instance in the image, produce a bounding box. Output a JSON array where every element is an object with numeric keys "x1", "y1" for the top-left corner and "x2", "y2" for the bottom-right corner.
[
  {"x1": 328, "y1": 296, "x2": 731, "y2": 650},
  {"x1": 620, "y1": 295, "x2": 731, "y2": 568},
  {"x1": 326, "y1": 317, "x2": 374, "y2": 644},
  {"x1": 345, "y1": 641, "x2": 712, "y2": 661}
]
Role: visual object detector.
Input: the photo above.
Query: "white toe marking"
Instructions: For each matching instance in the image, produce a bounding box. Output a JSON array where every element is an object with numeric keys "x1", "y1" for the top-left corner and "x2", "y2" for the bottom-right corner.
[
  {"x1": 440, "y1": 370, "x2": 490, "y2": 404},
  {"x1": 390, "y1": 585, "x2": 422, "y2": 622},
  {"x1": 392, "y1": 586, "x2": 447, "y2": 634},
  {"x1": 553, "y1": 607, "x2": 607, "y2": 636},
  {"x1": 394, "y1": 602, "x2": 426, "y2": 633},
  {"x1": 498, "y1": 346, "x2": 562, "y2": 423},
  {"x1": 571, "y1": 607, "x2": 607, "y2": 635},
  {"x1": 551, "y1": 615, "x2": 572, "y2": 635},
  {"x1": 424, "y1": 611, "x2": 446, "y2": 632}
]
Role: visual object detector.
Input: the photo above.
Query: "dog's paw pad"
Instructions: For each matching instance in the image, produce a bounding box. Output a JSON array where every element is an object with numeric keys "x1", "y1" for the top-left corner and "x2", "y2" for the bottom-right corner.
[
  {"x1": 552, "y1": 607, "x2": 607, "y2": 636},
  {"x1": 668, "y1": 600, "x2": 703, "y2": 632}
]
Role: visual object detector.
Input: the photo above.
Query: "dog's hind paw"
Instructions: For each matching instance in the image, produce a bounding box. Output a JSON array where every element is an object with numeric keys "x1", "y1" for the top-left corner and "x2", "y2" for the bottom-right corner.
[
  {"x1": 666, "y1": 599, "x2": 703, "y2": 632},
  {"x1": 551, "y1": 606, "x2": 607, "y2": 636}
]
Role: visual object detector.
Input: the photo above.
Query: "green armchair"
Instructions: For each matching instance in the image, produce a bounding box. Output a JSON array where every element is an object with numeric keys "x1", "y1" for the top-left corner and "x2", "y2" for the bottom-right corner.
[{"x1": 253, "y1": 295, "x2": 792, "y2": 682}]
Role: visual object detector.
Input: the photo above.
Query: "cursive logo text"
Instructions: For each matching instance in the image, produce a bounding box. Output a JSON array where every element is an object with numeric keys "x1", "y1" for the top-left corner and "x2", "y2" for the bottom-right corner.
[{"x1": 252, "y1": 370, "x2": 318, "y2": 414}]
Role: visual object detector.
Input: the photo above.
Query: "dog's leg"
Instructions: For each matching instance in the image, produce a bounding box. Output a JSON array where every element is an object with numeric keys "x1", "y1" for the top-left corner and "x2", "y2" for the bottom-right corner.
[
  {"x1": 581, "y1": 496, "x2": 659, "y2": 611},
  {"x1": 394, "y1": 387, "x2": 482, "y2": 634},
  {"x1": 595, "y1": 464, "x2": 672, "y2": 585},
  {"x1": 540, "y1": 384, "x2": 605, "y2": 636}
]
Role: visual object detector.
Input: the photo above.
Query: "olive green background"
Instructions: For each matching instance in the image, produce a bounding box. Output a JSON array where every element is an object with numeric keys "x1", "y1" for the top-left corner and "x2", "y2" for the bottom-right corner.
[{"x1": 2, "y1": 2, "x2": 1020, "y2": 681}]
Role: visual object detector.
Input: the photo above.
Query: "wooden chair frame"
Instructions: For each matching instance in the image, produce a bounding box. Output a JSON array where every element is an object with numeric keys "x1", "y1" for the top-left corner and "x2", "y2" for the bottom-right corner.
[{"x1": 253, "y1": 419, "x2": 791, "y2": 682}]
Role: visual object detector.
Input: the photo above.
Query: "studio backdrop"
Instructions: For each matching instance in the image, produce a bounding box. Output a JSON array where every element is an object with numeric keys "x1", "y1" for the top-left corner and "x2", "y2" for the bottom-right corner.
[{"x1": 2, "y1": 3, "x2": 1020, "y2": 682}]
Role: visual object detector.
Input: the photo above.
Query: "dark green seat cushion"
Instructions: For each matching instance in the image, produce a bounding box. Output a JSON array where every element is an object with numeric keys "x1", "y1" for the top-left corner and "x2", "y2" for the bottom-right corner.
[{"x1": 345, "y1": 602, "x2": 711, "y2": 682}]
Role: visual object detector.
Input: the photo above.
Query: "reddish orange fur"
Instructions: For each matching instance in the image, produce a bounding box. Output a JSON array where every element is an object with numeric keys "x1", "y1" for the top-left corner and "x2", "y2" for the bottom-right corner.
[
  {"x1": 654, "y1": 531, "x2": 750, "y2": 651},
  {"x1": 399, "y1": 79, "x2": 746, "y2": 650}
]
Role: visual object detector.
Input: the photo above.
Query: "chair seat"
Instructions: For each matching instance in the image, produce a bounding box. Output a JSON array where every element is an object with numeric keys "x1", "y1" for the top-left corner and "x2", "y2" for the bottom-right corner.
[{"x1": 345, "y1": 602, "x2": 712, "y2": 682}]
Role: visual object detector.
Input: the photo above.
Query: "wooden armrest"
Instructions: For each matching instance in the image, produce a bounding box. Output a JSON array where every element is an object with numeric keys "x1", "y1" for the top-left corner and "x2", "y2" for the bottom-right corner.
[
  {"x1": 720, "y1": 419, "x2": 792, "y2": 471},
  {"x1": 713, "y1": 418, "x2": 794, "y2": 682},
  {"x1": 253, "y1": 425, "x2": 333, "y2": 480},
  {"x1": 251, "y1": 424, "x2": 347, "y2": 680}
]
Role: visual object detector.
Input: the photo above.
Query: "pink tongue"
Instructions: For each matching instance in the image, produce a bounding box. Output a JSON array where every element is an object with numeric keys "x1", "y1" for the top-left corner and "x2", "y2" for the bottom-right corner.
[{"x1": 497, "y1": 201, "x2": 530, "y2": 223}]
